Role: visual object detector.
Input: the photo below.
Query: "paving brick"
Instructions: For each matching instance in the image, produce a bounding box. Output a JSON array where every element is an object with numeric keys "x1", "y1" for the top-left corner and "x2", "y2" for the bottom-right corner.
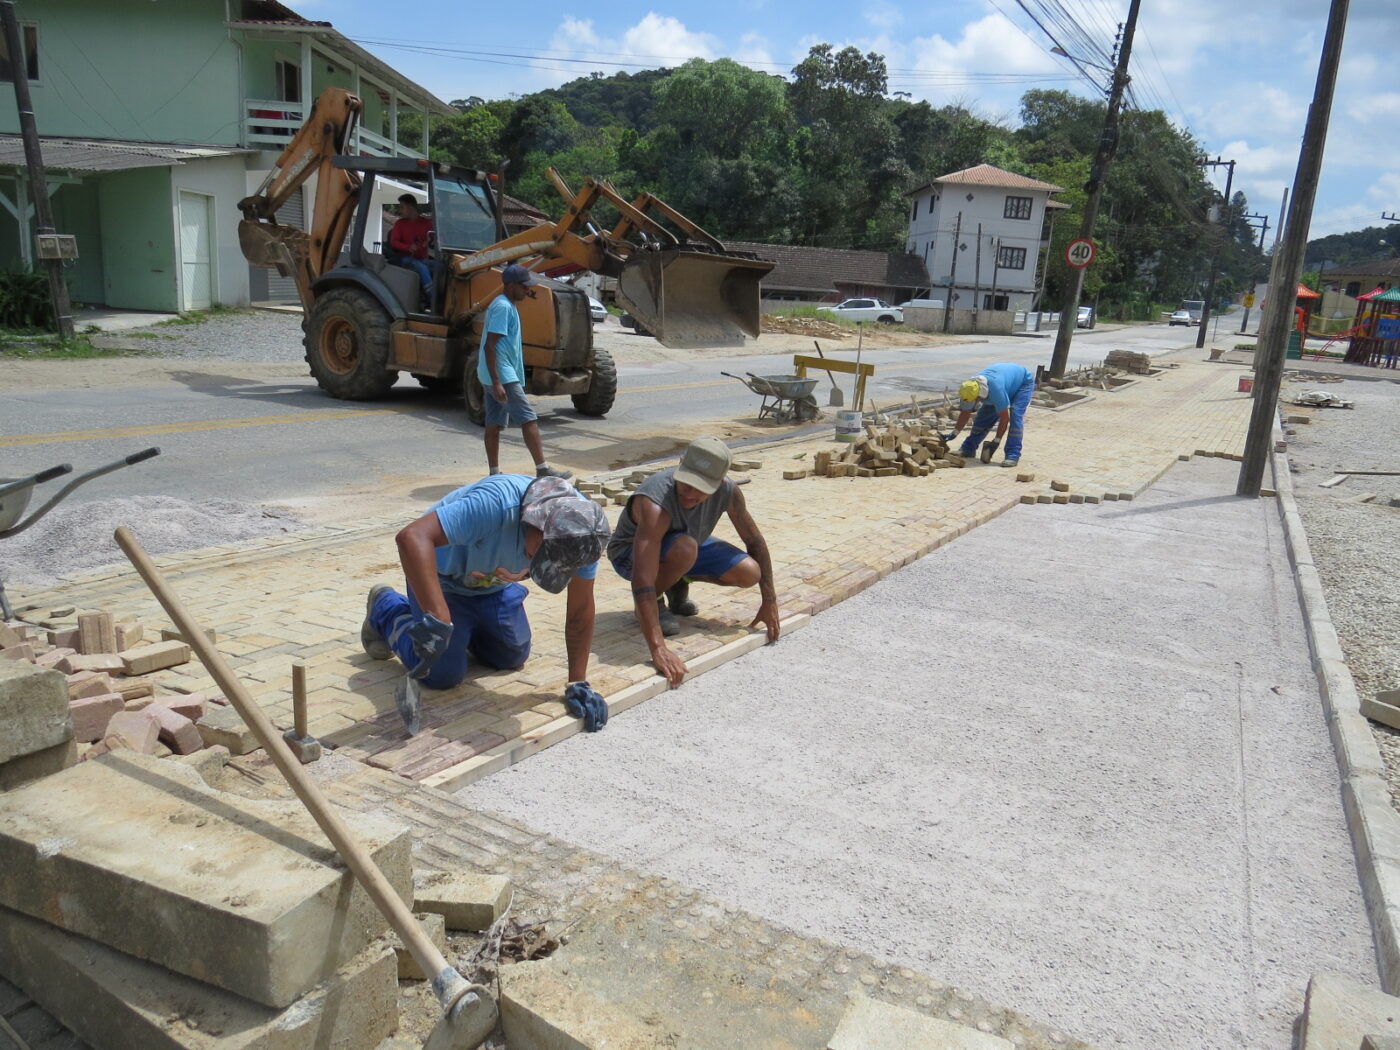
[
  {"x1": 147, "y1": 704, "x2": 203, "y2": 755},
  {"x1": 829, "y1": 995, "x2": 1012, "y2": 1049},
  {"x1": 0, "y1": 621, "x2": 21, "y2": 648},
  {"x1": 1, "y1": 643, "x2": 35, "y2": 662},
  {"x1": 119, "y1": 640, "x2": 191, "y2": 676},
  {"x1": 414, "y1": 870, "x2": 512, "y2": 930},
  {"x1": 77, "y1": 612, "x2": 117, "y2": 655},
  {"x1": 101, "y1": 710, "x2": 161, "y2": 754},
  {"x1": 68, "y1": 694, "x2": 124, "y2": 743},
  {"x1": 390, "y1": 911, "x2": 447, "y2": 980},
  {"x1": 1051, "y1": 480, "x2": 1070, "y2": 492},
  {"x1": 197, "y1": 705, "x2": 260, "y2": 755},
  {"x1": 45, "y1": 627, "x2": 80, "y2": 649},
  {"x1": 58, "y1": 653, "x2": 124, "y2": 675},
  {"x1": 158, "y1": 693, "x2": 207, "y2": 721},
  {"x1": 0, "y1": 661, "x2": 72, "y2": 765}
]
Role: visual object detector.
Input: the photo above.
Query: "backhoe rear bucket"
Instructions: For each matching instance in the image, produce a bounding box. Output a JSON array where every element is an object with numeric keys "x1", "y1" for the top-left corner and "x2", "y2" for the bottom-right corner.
[{"x1": 617, "y1": 248, "x2": 774, "y2": 349}]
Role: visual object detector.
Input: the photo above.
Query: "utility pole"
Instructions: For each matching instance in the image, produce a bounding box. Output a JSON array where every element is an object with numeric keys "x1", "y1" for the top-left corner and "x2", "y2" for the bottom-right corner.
[
  {"x1": 1196, "y1": 157, "x2": 1235, "y2": 349},
  {"x1": 1238, "y1": 0, "x2": 1350, "y2": 497},
  {"x1": 1253, "y1": 186, "x2": 1290, "y2": 361},
  {"x1": 943, "y1": 212, "x2": 962, "y2": 335},
  {"x1": 0, "y1": 0, "x2": 73, "y2": 340},
  {"x1": 1239, "y1": 212, "x2": 1269, "y2": 333},
  {"x1": 1047, "y1": 0, "x2": 1142, "y2": 378}
]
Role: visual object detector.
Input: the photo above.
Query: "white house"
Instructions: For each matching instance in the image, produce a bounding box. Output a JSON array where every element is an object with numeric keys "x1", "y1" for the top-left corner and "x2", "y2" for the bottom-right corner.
[{"x1": 905, "y1": 164, "x2": 1068, "y2": 314}]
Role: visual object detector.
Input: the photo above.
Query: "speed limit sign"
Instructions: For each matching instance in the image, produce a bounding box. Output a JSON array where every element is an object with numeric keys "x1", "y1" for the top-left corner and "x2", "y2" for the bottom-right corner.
[{"x1": 1065, "y1": 238, "x2": 1096, "y2": 268}]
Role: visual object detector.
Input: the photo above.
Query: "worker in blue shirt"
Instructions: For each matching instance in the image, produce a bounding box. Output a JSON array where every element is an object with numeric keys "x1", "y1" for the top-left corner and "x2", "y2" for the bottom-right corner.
[
  {"x1": 949, "y1": 362, "x2": 1036, "y2": 467},
  {"x1": 361, "y1": 474, "x2": 612, "y2": 729}
]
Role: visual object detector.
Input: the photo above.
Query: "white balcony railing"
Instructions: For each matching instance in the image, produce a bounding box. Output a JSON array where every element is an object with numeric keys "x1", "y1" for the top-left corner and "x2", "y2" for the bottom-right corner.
[{"x1": 242, "y1": 100, "x2": 424, "y2": 160}]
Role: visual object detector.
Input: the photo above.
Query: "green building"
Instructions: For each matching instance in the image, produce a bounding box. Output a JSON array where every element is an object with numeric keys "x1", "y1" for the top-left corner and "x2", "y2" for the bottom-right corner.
[{"x1": 0, "y1": 0, "x2": 451, "y2": 312}]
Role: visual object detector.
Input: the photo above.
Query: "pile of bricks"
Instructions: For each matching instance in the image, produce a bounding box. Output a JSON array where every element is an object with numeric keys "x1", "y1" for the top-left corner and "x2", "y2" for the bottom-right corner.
[
  {"x1": 786, "y1": 419, "x2": 960, "y2": 480},
  {"x1": 1105, "y1": 349, "x2": 1155, "y2": 375},
  {"x1": 0, "y1": 609, "x2": 229, "y2": 762}
]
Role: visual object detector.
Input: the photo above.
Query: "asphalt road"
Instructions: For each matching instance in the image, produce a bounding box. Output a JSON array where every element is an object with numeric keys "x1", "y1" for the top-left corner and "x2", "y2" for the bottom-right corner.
[{"x1": 0, "y1": 323, "x2": 1193, "y2": 518}]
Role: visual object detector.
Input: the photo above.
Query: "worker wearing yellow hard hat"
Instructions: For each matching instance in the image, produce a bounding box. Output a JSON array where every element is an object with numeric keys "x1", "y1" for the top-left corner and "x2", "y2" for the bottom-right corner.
[{"x1": 947, "y1": 362, "x2": 1036, "y2": 467}]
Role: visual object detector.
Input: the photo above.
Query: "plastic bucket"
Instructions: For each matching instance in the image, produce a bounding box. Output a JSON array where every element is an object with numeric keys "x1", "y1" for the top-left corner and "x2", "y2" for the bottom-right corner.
[
  {"x1": 1237, "y1": 376, "x2": 1254, "y2": 394},
  {"x1": 834, "y1": 410, "x2": 863, "y2": 442}
]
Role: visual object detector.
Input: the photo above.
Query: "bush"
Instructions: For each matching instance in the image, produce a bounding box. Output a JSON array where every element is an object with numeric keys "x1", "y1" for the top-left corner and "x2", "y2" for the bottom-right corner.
[{"x1": 0, "y1": 269, "x2": 56, "y2": 329}]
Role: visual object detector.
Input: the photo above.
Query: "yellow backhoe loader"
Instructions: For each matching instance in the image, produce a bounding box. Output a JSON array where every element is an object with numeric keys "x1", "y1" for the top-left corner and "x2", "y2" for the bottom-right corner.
[{"x1": 238, "y1": 88, "x2": 773, "y2": 421}]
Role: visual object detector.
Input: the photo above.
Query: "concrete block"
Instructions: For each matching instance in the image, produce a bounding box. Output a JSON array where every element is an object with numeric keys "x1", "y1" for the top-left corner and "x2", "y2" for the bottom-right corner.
[
  {"x1": 69, "y1": 693, "x2": 125, "y2": 743},
  {"x1": 114, "y1": 676, "x2": 154, "y2": 701},
  {"x1": 1035, "y1": 495, "x2": 1052, "y2": 504},
  {"x1": 390, "y1": 911, "x2": 446, "y2": 979},
  {"x1": 150, "y1": 704, "x2": 204, "y2": 755},
  {"x1": 1364, "y1": 1037, "x2": 1400, "y2": 1050},
  {"x1": 114, "y1": 622, "x2": 143, "y2": 650},
  {"x1": 1069, "y1": 494, "x2": 1086, "y2": 504},
  {"x1": 35, "y1": 646, "x2": 76, "y2": 670},
  {"x1": 0, "y1": 621, "x2": 22, "y2": 648},
  {"x1": 0, "y1": 660, "x2": 73, "y2": 764},
  {"x1": 77, "y1": 612, "x2": 117, "y2": 655},
  {"x1": 161, "y1": 626, "x2": 217, "y2": 645},
  {"x1": 1015, "y1": 472, "x2": 1035, "y2": 483},
  {"x1": 0, "y1": 739, "x2": 77, "y2": 792},
  {"x1": 0, "y1": 752, "x2": 412, "y2": 1008},
  {"x1": 46, "y1": 627, "x2": 80, "y2": 649},
  {"x1": 1052, "y1": 494, "x2": 1069, "y2": 504},
  {"x1": 120, "y1": 640, "x2": 191, "y2": 676},
  {"x1": 1301, "y1": 973, "x2": 1400, "y2": 1050},
  {"x1": 827, "y1": 995, "x2": 1012, "y2": 1049},
  {"x1": 1019, "y1": 494, "x2": 1036, "y2": 505},
  {"x1": 1363, "y1": 695, "x2": 1400, "y2": 733},
  {"x1": 1050, "y1": 480, "x2": 1070, "y2": 492},
  {"x1": 68, "y1": 670, "x2": 113, "y2": 699},
  {"x1": 197, "y1": 705, "x2": 261, "y2": 755},
  {"x1": 103, "y1": 709, "x2": 162, "y2": 754},
  {"x1": 414, "y1": 870, "x2": 511, "y2": 931},
  {"x1": 0, "y1": 903, "x2": 398, "y2": 1050},
  {"x1": 59, "y1": 653, "x2": 124, "y2": 675},
  {"x1": 160, "y1": 692, "x2": 208, "y2": 721},
  {"x1": 0, "y1": 643, "x2": 35, "y2": 662}
]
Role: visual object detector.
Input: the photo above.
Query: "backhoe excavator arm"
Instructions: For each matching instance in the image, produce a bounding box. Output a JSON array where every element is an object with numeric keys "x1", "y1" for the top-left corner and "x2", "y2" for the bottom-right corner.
[{"x1": 237, "y1": 88, "x2": 363, "y2": 310}]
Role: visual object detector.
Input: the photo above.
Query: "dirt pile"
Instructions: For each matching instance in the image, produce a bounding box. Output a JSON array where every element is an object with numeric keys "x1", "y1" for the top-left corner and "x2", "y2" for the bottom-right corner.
[{"x1": 760, "y1": 314, "x2": 853, "y2": 339}]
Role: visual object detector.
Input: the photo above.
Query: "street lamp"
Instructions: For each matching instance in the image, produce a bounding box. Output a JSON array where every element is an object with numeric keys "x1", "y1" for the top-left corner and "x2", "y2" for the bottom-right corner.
[{"x1": 1049, "y1": 46, "x2": 1114, "y2": 93}]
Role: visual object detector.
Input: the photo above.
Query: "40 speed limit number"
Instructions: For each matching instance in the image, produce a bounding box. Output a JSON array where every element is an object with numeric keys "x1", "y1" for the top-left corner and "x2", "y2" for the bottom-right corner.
[{"x1": 1065, "y1": 238, "x2": 1096, "y2": 268}]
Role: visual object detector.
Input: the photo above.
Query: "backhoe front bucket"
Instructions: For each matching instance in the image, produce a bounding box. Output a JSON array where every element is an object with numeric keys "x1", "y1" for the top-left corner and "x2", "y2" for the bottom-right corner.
[
  {"x1": 238, "y1": 219, "x2": 308, "y2": 277},
  {"x1": 617, "y1": 248, "x2": 774, "y2": 349}
]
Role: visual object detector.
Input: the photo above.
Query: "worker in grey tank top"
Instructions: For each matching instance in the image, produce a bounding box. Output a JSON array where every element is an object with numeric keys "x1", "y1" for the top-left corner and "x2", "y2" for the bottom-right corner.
[{"x1": 608, "y1": 436, "x2": 781, "y2": 687}]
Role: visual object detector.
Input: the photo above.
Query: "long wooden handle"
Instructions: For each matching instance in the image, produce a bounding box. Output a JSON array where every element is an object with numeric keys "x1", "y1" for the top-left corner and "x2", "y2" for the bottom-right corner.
[{"x1": 114, "y1": 528, "x2": 453, "y2": 983}]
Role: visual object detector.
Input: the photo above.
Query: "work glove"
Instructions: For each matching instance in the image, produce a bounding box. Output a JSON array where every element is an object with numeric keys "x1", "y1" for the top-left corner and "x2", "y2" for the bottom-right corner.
[
  {"x1": 564, "y1": 680, "x2": 609, "y2": 733},
  {"x1": 405, "y1": 613, "x2": 452, "y2": 667}
]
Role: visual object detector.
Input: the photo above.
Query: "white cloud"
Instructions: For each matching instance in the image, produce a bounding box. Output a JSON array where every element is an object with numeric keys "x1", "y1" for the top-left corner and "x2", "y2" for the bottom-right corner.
[
  {"x1": 734, "y1": 32, "x2": 775, "y2": 69},
  {"x1": 621, "y1": 13, "x2": 717, "y2": 63},
  {"x1": 864, "y1": 2, "x2": 903, "y2": 31}
]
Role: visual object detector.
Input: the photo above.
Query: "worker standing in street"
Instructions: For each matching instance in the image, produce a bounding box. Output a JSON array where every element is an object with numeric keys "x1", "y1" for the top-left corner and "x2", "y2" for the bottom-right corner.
[
  {"x1": 948, "y1": 362, "x2": 1037, "y2": 468},
  {"x1": 608, "y1": 436, "x2": 781, "y2": 688},
  {"x1": 480, "y1": 263, "x2": 571, "y2": 480},
  {"x1": 361, "y1": 475, "x2": 612, "y2": 730}
]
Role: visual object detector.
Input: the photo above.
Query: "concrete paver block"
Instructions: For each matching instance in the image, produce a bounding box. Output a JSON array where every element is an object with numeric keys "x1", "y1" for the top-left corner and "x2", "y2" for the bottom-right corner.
[
  {"x1": 120, "y1": 639, "x2": 191, "y2": 676},
  {"x1": 826, "y1": 995, "x2": 1012, "y2": 1049},
  {"x1": 150, "y1": 704, "x2": 204, "y2": 754},
  {"x1": 58, "y1": 652, "x2": 124, "y2": 675},
  {"x1": 0, "y1": 739, "x2": 76, "y2": 792},
  {"x1": 0, "y1": 902, "x2": 397, "y2": 1050},
  {"x1": 161, "y1": 693, "x2": 208, "y2": 721},
  {"x1": 102, "y1": 709, "x2": 162, "y2": 754},
  {"x1": 0, "y1": 752, "x2": 412, "y2": 1008},
  {"x1": 197, "y1": 705, "x2": 260, "y2": 755},
  {"x1": 67, "y1": 670, "x2": 114, "y2": 699},
  {"x1": 77, "y1": 612, "x2": 117, "y2": 655},
  {"x1": 413, "y1": 870, "x2": 511, "y2": 930},
  {"x1": 390, "y1": 911, "x2": 446, "y2": 979},
  {"x1": 0, "y1": 660, "x2": 73, "y2": 764},
  {"x1": 1301, "y1": 974, "x2": 1400, "y2": 1050},
  {"x1": 1, "y1": 642, "x2": 35, "y2": 662},
  {"x1": 69, "y1": 693, "x2": 124, "y2": 742}
]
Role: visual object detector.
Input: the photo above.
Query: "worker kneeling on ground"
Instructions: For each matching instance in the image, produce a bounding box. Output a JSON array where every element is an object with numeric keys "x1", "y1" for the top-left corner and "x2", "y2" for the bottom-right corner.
[
  {"x1": 608, "y1": 437, "x2": 780, "y2": 688},
  {"x1": 949, "y1": 362, "x2": 1036, "y2": 468},
  {"x1": 361, "y1": 475, "x2": 613, "y2": 729}
]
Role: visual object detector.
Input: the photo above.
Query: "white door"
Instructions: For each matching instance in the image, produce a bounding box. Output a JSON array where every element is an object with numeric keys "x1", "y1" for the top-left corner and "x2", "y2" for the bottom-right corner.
[{"x1": 178, "y1": 191, "x2": 213, "y2": 311}]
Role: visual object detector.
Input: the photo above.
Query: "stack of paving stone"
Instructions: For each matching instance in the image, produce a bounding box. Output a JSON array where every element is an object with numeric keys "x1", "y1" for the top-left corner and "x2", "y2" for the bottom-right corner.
[
  {"x1": 789, "y1": 420, "x2": 958, "y2": 480},
  {"x1": 1, "y1": 611, "x2": 238, "y2": 762},
  {"x1": 0, "y1": 748, "x2": 413, "y2": 1050}
]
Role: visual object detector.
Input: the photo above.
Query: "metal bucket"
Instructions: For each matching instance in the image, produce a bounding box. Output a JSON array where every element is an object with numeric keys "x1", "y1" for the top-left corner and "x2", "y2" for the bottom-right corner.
[
  {"x1": 618, "y1": 248, "x2": 775, "y2": 349},
  {"x1": 834, "y1": 410, "x2": 863, "y2": 442}
]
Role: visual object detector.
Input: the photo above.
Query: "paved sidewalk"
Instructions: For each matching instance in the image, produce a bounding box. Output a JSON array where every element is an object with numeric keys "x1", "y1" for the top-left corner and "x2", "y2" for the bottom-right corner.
[
  {"x1": 11, "y1": 356, "x2": 1255, "y2": 785},
  {"x1": 468, "y1": 457, "x2": 1375, "y2": 1050}
]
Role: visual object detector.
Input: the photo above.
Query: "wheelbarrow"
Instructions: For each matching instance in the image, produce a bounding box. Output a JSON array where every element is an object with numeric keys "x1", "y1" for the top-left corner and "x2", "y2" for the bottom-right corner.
[
  {"x1": 720, "y1": 372, "x2": 820, "y2": 423},
  {"x1": 0, "y1": 447, "x2": 161, "y2": 619}
]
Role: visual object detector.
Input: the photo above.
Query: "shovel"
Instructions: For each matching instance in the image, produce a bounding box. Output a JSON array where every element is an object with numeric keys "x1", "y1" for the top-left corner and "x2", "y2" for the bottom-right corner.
[
  {"x1": 114, "y1": 527, "x2": 498, "y2": 1050},
  {"x1": 811, "y1": 341, "x2": 844, "y2": 407}
]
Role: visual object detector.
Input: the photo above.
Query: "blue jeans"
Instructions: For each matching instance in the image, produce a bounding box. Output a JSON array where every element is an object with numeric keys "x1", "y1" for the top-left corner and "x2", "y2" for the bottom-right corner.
[
  {"x1": 370, "y1": 581, "x2": 531, "y2": 690},
  {"x1": 609, "y1": 534, "x2": 748, "y2": 582},
  {"x1": 392, "y1": 256, "x2": 433, "y2": 295},
  {"x1": 959, "y1": 377, "x2": 1036, "y2": 460}
]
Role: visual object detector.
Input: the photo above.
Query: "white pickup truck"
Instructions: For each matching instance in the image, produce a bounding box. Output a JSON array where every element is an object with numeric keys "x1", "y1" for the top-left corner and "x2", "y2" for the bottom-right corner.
[{"x1": 816, "y1": 298, "x2": 904, "y2": 324}]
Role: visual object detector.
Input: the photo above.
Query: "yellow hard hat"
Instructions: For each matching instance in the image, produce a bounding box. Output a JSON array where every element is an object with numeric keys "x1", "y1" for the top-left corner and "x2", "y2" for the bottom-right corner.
[{"x1": 958, "y1": 379, "x2": 982, "y2": 405}]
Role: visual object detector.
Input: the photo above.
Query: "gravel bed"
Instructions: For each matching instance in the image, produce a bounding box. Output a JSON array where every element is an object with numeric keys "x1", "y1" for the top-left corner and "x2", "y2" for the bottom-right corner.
[
  {"x1": 1284, "y1": 374, "x2": 1400, "y2": 807},
  {"x1": 95, "y1": 310, "x2": 304, "y2": 363}
]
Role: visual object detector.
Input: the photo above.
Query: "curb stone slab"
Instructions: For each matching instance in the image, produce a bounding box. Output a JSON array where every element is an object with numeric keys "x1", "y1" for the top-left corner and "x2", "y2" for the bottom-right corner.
[
  {"x1": 1300, "y1": 974, "x2": 1400, "y2": 1050},
  {"x1": 828, "y1": 995, "x2": 1013, "y2": 1050}
]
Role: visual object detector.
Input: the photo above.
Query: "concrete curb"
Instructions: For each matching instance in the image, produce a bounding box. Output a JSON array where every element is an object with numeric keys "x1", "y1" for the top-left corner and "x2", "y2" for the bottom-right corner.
[{"x1": 1270, "y1": 416, "x2": 1400, "y2": 993}]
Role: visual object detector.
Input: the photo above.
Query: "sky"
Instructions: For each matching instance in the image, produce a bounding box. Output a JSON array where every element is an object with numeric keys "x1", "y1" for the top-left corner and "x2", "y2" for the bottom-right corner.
[{"x1": 302, "y1": 0, "x2": 1398, "y2": 241}]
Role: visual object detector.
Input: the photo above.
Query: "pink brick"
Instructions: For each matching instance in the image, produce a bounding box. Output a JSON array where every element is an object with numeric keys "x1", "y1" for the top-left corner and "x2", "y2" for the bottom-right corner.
[
  {"x1": 149, "y1": 704, "x2": 203, "y2": 755},
  {"x1": 59, "y1": 653, "x2": 126, "y2": 675},
  {"x1": 47, "y1": 627, "x2": 81, "y2": 649},
  {"x1": 102, "y1": 710, "x2": 162, "y2": 754},
  {"x1": 0, "y1": 643, "x2": 35, "y2": 663},
  {"x1": 36, "y1": 647, "x2": 76, "y2": 669},
  {"x1": 158, "y1": 693, "x2": 207, "y2": 721},
  {"x1": 69, "y1": 693, "x2": 125, "y2": 743},
  {"x1": 67, "y1": 672, "x2": 114, "y2": 700}
]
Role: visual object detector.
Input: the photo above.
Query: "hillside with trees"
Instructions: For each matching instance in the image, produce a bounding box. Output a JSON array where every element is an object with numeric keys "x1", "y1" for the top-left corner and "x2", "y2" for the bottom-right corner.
[
  {"x1": 410, "y1": 45, "x2": 1266, "y2": 316},
  {"x1": 1305, "y1": 224, "x2": 1400, "y2": 269}
]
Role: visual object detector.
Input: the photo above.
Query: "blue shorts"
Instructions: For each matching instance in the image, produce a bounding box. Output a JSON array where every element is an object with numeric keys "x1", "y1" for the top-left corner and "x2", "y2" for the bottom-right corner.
[
  {"x1": 610, "y1": 533, "x2": 748, "y2": 582},
  {"x1": 484, "y1": 381, "x2": 538, "y2": 427}
]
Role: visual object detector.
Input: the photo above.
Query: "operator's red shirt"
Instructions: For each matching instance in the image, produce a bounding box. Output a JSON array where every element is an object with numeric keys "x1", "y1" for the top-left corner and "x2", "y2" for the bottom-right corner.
[{"x1": 389, "y1": 216, "x2": 432, "y2": 260}]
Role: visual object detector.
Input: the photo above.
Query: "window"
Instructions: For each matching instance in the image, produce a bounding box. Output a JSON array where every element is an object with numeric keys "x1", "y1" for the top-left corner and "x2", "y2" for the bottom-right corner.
[
  {"x1": 1345, "y1": 281, "x2": 1361, "y2": 298},
  {"x1": 274, "y1": 58, "x2": 301, "y2": 103},
  {"x1": 432, "y1": 172, "x2": 498, "y2": 253},
  {"x1": 1004, "y1": 196, "x2": 1033, "y2": 220},
  {"x1": 0, "y1": 24, "x2": 38, "y2": 83},
  {"x1": 983, "y1": 294, "x2": 1009, "y2": 311},
  {"x1": 910, "y1": 199, "x2": 918, "y2": 222},
  {"x1": 997, "y1": 246, "x2": 1027, "y2": 270}
]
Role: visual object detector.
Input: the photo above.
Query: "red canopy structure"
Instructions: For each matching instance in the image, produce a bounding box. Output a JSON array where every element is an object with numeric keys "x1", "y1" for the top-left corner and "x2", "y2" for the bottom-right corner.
[{"x1": 1346, "y1": 285, "x2": 1400, "y2": 367}]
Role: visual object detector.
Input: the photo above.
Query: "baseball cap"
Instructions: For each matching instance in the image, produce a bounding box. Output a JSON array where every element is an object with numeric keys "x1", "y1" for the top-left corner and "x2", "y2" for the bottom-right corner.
[
  {"x1": 958, "y1": 376, "x2": 989, "y2": 411},
  {"x1": 501, "y1": 263, "x2": 536, "y2": 286},
  {"x1": 673, "y1": 436, "x2": 732, "y2": 496},
  {"x1": 519, "y1": 477, "x2": 611, "y2": 593}
]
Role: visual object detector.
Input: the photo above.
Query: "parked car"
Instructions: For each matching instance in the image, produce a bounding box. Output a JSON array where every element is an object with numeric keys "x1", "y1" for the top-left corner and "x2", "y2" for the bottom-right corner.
[
  {"x1": 897, "y1": 298, "x2": 945, "y2": 311},
  {"x1": 1076, "y1": 306, "x2": 1095, "y2": 329},
  {"x1": 588, "y1": 296, "x2": 607, "y2": 324},
  {"x1": 1168, "y1": 309, "x2": 1193, "y2": 326},
  {"x1": 816, "y1": 298, "x2": 903, "y2": 324}
]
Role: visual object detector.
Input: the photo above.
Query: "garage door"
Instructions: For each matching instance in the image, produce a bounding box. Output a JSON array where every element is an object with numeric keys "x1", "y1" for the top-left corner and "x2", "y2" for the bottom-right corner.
[
  {"x1": 178, "y1": 191, "x2": 214, "y2": 311},
  {"x1": 248, "y1": 188, "x2": 304, "y2": 303}
]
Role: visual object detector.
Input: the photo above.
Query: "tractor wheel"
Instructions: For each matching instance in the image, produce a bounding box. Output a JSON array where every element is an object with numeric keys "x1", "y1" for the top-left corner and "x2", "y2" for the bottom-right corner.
[
  {"x1": 463, "y1": 352, "x2": 487, "y2": 426},
  {"x1": 303, "y1": 288, "x2": 396, "y2": 400},
  {"x1": 570, "y1": 349, "x2": 617, "y2": 417}
]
